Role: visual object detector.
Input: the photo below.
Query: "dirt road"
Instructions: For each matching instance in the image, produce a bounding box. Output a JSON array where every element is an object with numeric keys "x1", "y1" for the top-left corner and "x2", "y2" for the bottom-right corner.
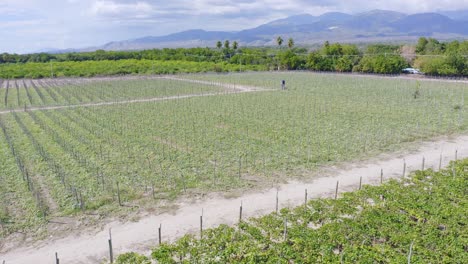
[{"x1": 1, "y1": 134, "x2": 466, "y2": 264}]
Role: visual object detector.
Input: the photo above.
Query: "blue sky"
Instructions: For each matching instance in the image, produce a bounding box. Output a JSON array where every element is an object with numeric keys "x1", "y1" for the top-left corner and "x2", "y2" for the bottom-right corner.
[{"x1": 1, "y1": 0, "x2": 467, "y2": 54}]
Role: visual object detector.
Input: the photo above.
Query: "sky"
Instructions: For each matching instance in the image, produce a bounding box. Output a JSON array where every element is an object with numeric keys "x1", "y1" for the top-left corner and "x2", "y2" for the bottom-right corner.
[{"x1": 1, "y1": 0, "x2": 467, "y2": 54}]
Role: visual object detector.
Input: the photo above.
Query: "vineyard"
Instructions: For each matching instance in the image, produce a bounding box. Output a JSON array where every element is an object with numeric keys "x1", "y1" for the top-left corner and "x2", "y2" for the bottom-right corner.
[
  {"x1": 0, "y1": 77, "x2": 228, "y2": 111},
  {"x1": 118, "y1": 158, "x2": 467, "y2": 263},
  {"x1": 0, "y1": 72, "x2": 466, "y2": 247}
]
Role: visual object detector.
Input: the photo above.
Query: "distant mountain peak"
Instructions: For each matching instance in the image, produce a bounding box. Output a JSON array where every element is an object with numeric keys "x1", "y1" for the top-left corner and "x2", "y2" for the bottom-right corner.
[
  {"x1": 49, "y1": 9, "x2": 468, "y2": 53},
  {"x1": 359, "y1": 9, "x2": 406, "y2": 15},
  {"x1": 267, "y1": 13, "x2": 317, "y2": 26}
]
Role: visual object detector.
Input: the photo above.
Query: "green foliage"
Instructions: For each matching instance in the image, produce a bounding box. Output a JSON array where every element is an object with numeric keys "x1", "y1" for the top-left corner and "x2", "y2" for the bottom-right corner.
[
  {"x1": 365, "y1": 44, "x2": 401, "y2": 54},
  {"x1": 352, "y1": 44, "x2": 408, "y2": 74},
  {"x1": 0, "y1": 59, "x2": 266, "y2": 79},
  {"x1": 232, "y1": 41, "x2": 238, "y2": 50},
  {"x1": 149, "y1": 159, "x2": 468, "y2": 263},
  {"x1": 307, "y1": 42, "x2": 361, "y2": 72},
  {"x1": 414, "y1": 38, "x2": 468, "y2": 76},
  {"x1": 277, "y1": 36, "x2": 284, "y2": 47},
  {"x1": 116, "y1": 252, "x2": 151, "y2": 264},
  {"x1": 288, "y1": 38, "x2": 295, "y2": 49},
  {"x1": 415, "y1": 37, "x2": 428, "y2": 54},
  {"x1": 1, "y1": 39, "x2": 466, "y2": 77},
  {"x1": 278, "y1": 50, "x2": 305, "y2": 70},
  {"x1": 355, "y1": 54, "x2": 408, "y2": 74}
]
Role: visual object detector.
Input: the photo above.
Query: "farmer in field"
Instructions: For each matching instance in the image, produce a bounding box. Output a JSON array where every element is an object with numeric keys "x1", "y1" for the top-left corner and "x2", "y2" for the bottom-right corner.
[{"x1": 281, "y1": 80, "x2": 286, "y2": 90}]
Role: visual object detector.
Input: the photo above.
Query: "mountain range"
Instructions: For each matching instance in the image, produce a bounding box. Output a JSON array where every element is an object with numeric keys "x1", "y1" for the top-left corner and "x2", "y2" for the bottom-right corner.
[{"x1": 56, "y1": 9, "x2": 468, "y2": 52}]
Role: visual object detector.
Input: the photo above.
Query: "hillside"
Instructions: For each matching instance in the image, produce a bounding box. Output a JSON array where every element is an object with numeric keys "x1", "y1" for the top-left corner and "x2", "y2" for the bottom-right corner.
[{"x1": 97, "y1": 9, "x2": 468, "y2": 51}]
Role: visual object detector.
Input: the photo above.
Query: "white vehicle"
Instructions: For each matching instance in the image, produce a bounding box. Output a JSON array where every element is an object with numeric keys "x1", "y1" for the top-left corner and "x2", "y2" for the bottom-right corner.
[{"x1": 402, "y1": 68, "x2": 422, "y2": 74}]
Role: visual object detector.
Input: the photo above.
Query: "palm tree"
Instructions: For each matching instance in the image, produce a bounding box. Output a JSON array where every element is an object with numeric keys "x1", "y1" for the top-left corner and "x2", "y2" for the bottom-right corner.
[
  {"x1": 276, "y1": 36, "x2": 283, "y2": 48},
  {"x1": 216, "y1": 41, "x2": 222, "y2": 49},
  {"x1": 224, "y1": 40, "x2": 230, "y2": 49},
  {"x1": 288, "y1": 38, "x2": 294, "y2": 49},
  {"x1": 232, "y1": 41, "x2": 238, "y2": 50},
  {"x1": 276, "y1": 36, "x2": 284, "y2": 70}
]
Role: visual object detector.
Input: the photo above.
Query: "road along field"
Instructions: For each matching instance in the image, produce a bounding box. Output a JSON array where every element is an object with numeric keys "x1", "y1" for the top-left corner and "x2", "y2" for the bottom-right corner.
[{"x1": 0, "y1": 72, "x2": 467, "y2": 263}]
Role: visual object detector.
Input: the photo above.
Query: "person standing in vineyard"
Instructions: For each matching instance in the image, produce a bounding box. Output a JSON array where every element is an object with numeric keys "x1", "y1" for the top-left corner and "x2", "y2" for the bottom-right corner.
[{"x1": 281, "y1": 80, "x2": 286, "y2": 90}]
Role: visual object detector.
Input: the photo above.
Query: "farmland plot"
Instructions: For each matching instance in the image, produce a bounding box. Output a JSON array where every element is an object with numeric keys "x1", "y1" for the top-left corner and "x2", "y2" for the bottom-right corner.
[
  {"x1": 0, "y1": 78, "x2": 225, "y2": 110},
  {"x1": 0, "y1": 72, "x2": 466, "y2": 240}
]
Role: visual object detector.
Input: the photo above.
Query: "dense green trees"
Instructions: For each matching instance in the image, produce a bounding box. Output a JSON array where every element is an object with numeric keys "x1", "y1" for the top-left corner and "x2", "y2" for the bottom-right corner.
[
  {"x1": 0, "y1": 59, "x2": 267, "y2": 79},
  {"x1": 307, "y1": 42, "x2": 360, "y2": 72},
  {"x1": 278, "y1": 50, "x2": 305, "y2": 70},
  {"x1": 0, "y1": 38, "x2": 465, "y2": 78},
  {"x1": 414, "y1": 37, "x2": 468, "y2": 76}
]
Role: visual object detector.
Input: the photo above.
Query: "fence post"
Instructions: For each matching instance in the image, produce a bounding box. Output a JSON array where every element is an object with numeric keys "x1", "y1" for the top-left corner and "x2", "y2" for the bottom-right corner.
[
  {"x1": 402, "y1": 159, "x2": 406, "y2": 178},
  {"x1": 158, "y1": 224, "x2": 162, "y2": 245},
  {"x1": 439, "y1": 153, "x2": 442, "y2": 171},
  {"x1": 239, "y1": 201, "x2": 243, "y2": 224},
  {"x1": 200, "y1": 209, "x2": 203, "y2": 240},
  {"x1": 275, "y1": 190, "x2": 279, "y2": 214},
  {"x1": 335, "y1": 181, "x2": 339, "y2": 200},
  {"x1": 108, "y1": 228, "x2": 113, "y2": 264},
  {"x1": 304, "y1": 189, "x2": 308, "y2": 207}
]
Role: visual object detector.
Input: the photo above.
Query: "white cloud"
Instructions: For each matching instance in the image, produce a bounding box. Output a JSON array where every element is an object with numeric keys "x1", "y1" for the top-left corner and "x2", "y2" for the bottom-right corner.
[
  {"x1": 0, "y1": 0, "x2": 468, "y2": 53},
  {"x1": 90, "y1": 1, "x2": 154, "y2": 17}
]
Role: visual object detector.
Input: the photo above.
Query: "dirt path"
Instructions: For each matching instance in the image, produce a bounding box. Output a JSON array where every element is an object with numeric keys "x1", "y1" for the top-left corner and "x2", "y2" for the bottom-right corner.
[
  {"x1": 160, "y1": 76, "x2": 274, "y2": 91},
  {"x1": 1, "y1": 134, "x2": 466, "y2": 264}
]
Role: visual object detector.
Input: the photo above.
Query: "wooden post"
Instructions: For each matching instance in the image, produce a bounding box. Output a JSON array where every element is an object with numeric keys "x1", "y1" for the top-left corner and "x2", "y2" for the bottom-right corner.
[
  {"x1": 239, "y1": 201, "x2": 243, "y2": 224},
  {"x1": 402, "y1": 159, "x2": 406, "y2": 178},
  {"x1": 55, "y1": 252, "x2": 59, "y2": 264},
  {"x1": 108, "y1": 229, "x2": 113, "y2": 264},
  {"x1": 275, "y1": 190, "x2": 279, "y2": 214},
  {"x1": 439, "y1": 153, "x2": 442, "y2": 171},
  {"x1": 380, "y1": 168, "x2": 383, "y2": 184},
  {"x1": 158, "y1": 224, "x2": 162, "y2": 245},
  {"x1": 455, "y1": 149, "x2": 458, "y2": 161},
  {"x1": 200, "y1": 215, "x2": 203, "y2": 239},
  {"x1": 359, "y1": 176, "x2": 362, "y2": 190},
  {"x1": 304, "y1": 189, "x2": 308, "y2": 207},
  {"x1": 335, "y1": 181, "x2": 339, "y2": 200},
  {"x1": 422, "y1": 156, "x2": 425, "y2": 171}
]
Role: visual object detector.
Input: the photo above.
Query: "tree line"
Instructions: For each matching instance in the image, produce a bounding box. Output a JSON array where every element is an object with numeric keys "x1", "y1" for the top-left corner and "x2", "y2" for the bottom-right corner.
[
  {"x1": 0, "y1": 37, "x2": 466, "y2": 78},
  {"x1": 413, "y1": 37, "x2": 468, "y2": 76}
]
